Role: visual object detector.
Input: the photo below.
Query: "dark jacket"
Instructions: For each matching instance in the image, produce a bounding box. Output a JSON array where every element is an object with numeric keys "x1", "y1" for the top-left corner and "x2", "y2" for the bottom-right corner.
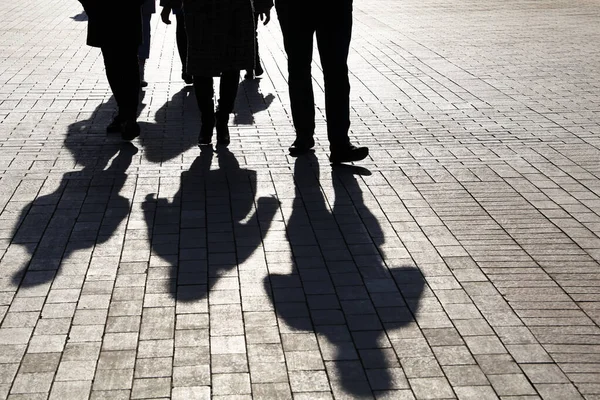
[
  {"x1": 160, "y1": 0, "x2": 273, "y2": 13},
  {"x1": 79, "y1": 0, "x2": 144, "y2": 48},
  {"x1": 142, "y1": 0, "x2": 156, "y2": 15},
  {"x1": 161, "y1": 0, "x2": 273, "y2": 76}
]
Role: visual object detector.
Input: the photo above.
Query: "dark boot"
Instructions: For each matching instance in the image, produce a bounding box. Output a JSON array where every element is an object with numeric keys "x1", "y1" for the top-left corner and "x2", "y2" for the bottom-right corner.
[
  {"x1": 215, "y1": 110, "x2": 230, "y2": 146},
  {"x1": 199, "y1": 112, "x2": 215, "y2": 145},
  {"x1": 215, "y1": 70, "x2": 239, "y2": 147}
]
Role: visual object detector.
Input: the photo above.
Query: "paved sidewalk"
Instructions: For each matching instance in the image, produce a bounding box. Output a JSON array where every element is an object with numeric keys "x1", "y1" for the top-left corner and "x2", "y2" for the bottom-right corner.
[{"x1": 1, "y1": 0, "x2": 600, "y2": 399}]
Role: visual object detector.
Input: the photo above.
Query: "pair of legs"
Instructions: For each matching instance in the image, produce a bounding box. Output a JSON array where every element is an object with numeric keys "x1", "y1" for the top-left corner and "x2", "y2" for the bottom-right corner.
[
  {"x1": 101, "y1": 43, "x2": 140, "y2": 140},
  {"x1": 174, "y1": 9, "x2": 192, "y2": 84},
  {"x1": 193, "y1": 71, "x2": 240, "y2": 146},
  {"x1": 276, "y1": 0, "x2": 368, "y2": 162}
]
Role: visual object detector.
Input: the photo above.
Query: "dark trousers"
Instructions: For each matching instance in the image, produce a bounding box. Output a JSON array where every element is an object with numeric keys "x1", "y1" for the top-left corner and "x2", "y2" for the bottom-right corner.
[
  {"x1": 139, "y1": 13, "x2": 152, "y2": 60},
  {"x1": 193, "y1": 71, "x2": 240, "y2": 116},
  {"x1": 252, "y1": 13, "x2": 262, "y2": 71},
  {"x1": 276, "y1": 1, "x2": 353, "y2": 149},
  {"x1": 101, "y1": 44, "x2": 140, "y2": 120},
  {"x1": 175, "y1": 12, "x2": 188, "y2": 73}
]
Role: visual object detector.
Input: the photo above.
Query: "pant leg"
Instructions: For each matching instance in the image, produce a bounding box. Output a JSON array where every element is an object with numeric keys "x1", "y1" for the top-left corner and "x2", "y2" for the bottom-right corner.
[
  {"x1": 276, "y1": 2, "x2": 316, "y2": 138},
  {"x1": 101, "y1": 44, "x2": 140, "y2": 120},
  {"x1": 139, "y1": 13, "x2": 152, "y2": 60},
  {"x1": 193, "y1": 76, "x2": 215, "y2": 115},
  {"x1": 253, "y1": 13, "x2": 261, "y2": 71},
  {"x1": 175, "y1": 11, "x2": 188, "y2": 73},
  {"x1": 217, "y1": 70, "x2": 240, "y2": 114},
  {"x1": 315, "y1": 1, "x2": 353, "y2": 149}
]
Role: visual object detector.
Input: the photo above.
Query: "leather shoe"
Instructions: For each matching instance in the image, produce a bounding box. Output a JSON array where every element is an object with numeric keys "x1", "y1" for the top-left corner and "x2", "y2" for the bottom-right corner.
[
  {"x1": 329, "y1": 145, "x2": 369, "y2": 164},
  {"x1": 289, "y1": 137, "x2": 315, "y2": 156},
  {"x1": 121, "y1": 120, "x2": 140, "y2": 141}
]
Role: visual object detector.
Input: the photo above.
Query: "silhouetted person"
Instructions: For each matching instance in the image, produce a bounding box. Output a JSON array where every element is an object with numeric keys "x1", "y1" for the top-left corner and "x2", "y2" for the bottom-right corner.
[
  {"x1": 276, "y1": 0, "x2": 368, "y2": 164},
  {"x1": 265, "y1": 155, "x2": 424, "y2": 396},
  {"x1": 79, "y1": 0, "x2": 143, "y2": 140},
  {"x1": 143, "y1": 147, "x2": 279, "y2": 302},
  {"x1": 11, "y1": 100, "x2": 138, "y2": 288},
  {"x1": 159, "y1": 0, "x2": 192, "y2": 84},
  {"x1": 139, "y1": 0, "x2": 156, "y2": 87},
  {"x1": 245, "y1": 1, "x2": 272, "y2": 79},
  {"x1": 161, "y1": 0, "x2": 272, "y2": 147}
]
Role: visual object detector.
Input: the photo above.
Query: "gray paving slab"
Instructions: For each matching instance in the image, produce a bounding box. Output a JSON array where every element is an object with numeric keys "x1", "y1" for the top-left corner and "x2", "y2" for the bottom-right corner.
[{"x1": 0, "y1": 0, "x2": 600, "y2": 398}]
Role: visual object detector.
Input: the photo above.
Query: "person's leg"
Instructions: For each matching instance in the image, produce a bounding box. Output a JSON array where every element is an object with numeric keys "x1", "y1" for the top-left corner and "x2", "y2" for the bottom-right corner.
[
  {"x1": 102, "y1": 44, "x2": 141, "y2": 139},
  {"x1": 215, "y1": 70, "x2": 240, "y2": 146},
  {"x1": 245, "y1": 13, "x2": 262, "y2": 79},
  {"x1": 253, "y1": 13, "x2": 264, "y2": 76},
  {"x1": 193, "y1": 76, "x2": 215, "y2": 144},
  {"x1": 315, "y1": 1, "x2": 367, "y2": 162},
  {"x1": 139, "y1": 13, "x2": 152, "y2": 87},
  {"x1": 175, "y1": 10, "x2": 192, "y2": 84},
  {"x1": 276, "y1": 2, "x2": 317, "y2": 152}
]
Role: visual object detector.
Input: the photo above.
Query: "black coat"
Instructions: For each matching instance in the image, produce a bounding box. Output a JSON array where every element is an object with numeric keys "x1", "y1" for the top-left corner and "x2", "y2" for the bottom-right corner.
[{"x1": 79, "y1": 0, "x2": 144, "y2": 48}]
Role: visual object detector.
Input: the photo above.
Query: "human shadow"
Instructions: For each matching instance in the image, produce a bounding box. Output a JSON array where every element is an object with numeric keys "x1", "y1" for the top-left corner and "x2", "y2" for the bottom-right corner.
[
  {"x1": 143, "y1": 147, "x2": 279, "y2": 302},
  {"x1": 10, "y1": 98, "x2": 137, "y2": 288},
  {"x1": 233, "y1": 78, "x2": 275, "y2": 125},
  {"x1": 71, "y1": 11, "x2": 88, "y2": 21},
  {"x1": 141, "y1": 86, "x2": 199, "y2": 164},
  {"x1": 265, "y1": 154, "x2": 425, "y2": 397}
]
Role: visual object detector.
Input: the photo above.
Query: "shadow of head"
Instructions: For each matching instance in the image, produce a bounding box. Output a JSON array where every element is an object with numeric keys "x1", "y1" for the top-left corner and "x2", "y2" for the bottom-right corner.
[
  {"x1": 233, "y1": 78, "x2": 275, "y2": 125},
  {"x1": 142, "y1": 146, "x2": 278, "y2": 304},
  {"x1": 11, "y1": 141, "x2": 138, "y2": 288},
  {"x1": 141, "y1": 86, "x2": 198, "y2": 164},
  {"x1": 264, "y1": 156, "x2": 427, "y2": 396}
]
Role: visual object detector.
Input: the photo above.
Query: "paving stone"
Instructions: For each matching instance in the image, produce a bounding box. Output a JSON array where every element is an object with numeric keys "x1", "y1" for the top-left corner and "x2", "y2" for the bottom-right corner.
[
  {"x1": 488, "y1": 374, "x2": 537, "y2": 396},
  {"x1": 10, "y1": 372, "x2": 54, "y2": 394},
  {"x1": 1, "y1": 2, "x2": 600, "y2": 399},
  {"x1": 212, "y1": 373, "x2": 251, "y2": 395},
  {"x1": 131, "y1": 377, "x2": 171, "y2": 399},
  {"x1": 49, "y1": 381, "x2": 92, "y2": 400}
]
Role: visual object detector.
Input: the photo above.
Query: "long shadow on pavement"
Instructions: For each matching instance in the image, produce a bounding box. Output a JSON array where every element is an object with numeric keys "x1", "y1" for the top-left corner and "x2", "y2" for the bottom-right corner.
[
  {"x1": 233, "y1": 78, "x2": 275, "y2": 126},
  {"x1": 10, "y1": 98, "x2": 137, "y2": 288},
  {"x1": 265, "y1": 154, "x2": 425, "y2": 397},
  {"x1": 143, "y1": 146, "x2": 279, "y2": 302}
]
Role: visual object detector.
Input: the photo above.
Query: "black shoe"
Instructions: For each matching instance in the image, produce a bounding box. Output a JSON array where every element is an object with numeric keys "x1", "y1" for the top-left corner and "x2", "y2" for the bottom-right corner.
[
  {"x1": 329, "y1": 145, "x2": 369, "y2": 164},
  {"x1": 215, "y1": 111, "x2": 230, "y2": 146},
  {"x1": 106, "y1": 115, "x2": 124, "y2": 133},
  {"x1": 121, "y1": 120, "x2": 140, "y2": 141},
  {"x1": 289, "y1": 137, "x2": 315, "y2": 156},
  {"x1": 140, "y1": 80, "x2": 148, "y2": 88},
  {"x1": 255, "y1": 64, "x2": 264, "y2": 77},
  {"x1": 182, "y1": 72, "x2": 193, "y2": 85}
]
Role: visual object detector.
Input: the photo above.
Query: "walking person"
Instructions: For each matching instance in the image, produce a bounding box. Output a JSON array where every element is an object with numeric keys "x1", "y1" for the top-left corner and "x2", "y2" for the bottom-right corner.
[
  {"x1": 245, "y1": 1, "x2": 273, "y2": 80},
  {"x1": 139, "y1": 0, "x2": 156, "y2": 88},
  {"x1": 276, "y1": 0, "x2": 368, "y2": 163},
  {"x1": 161, "y1": 0, "x2": 272, "y2": 147},
  {"x1": 78, "y1": 0, "x2": 143, "y2": 140}
]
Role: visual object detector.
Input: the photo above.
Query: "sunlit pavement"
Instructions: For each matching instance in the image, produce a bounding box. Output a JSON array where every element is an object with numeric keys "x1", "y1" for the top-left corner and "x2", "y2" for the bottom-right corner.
[{"x1": 0, "y1": 0, "x2": 599, "y2": 399}]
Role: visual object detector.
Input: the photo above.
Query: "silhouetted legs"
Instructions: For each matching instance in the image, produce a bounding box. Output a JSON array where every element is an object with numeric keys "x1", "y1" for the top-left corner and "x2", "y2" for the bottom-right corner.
[
  {"x1": 277, "y1": 1, "x2": 368, "y2": 162},
  {"x1": 101, "y1": 43, "x2": 140, "y2": 140},
  {"x1": 193, "y1": 71, "x2": 239, "y2": 146}
]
